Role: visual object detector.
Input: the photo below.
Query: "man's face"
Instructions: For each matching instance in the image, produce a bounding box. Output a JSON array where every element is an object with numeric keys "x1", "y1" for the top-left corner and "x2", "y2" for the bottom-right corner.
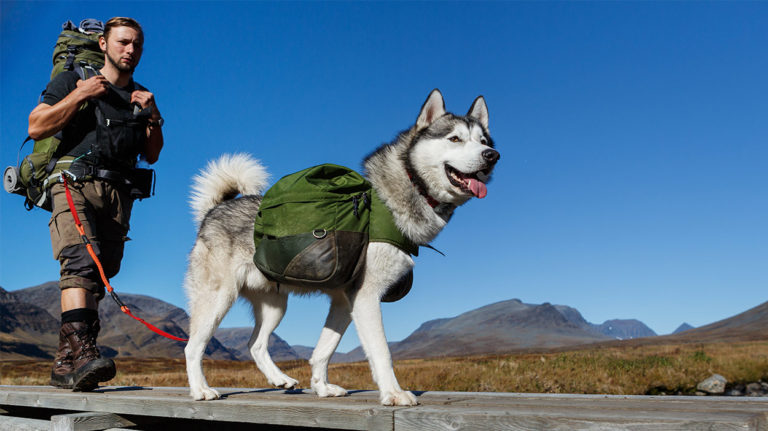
[{"x1": 101, "y1": 26, "x2": 144, "y2": 73}]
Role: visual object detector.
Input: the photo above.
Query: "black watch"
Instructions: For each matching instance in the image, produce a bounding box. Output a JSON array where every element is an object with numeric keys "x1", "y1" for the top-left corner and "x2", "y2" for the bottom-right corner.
[{"x1": 148, "y1": 117, "x2": 164, "y2": 128}]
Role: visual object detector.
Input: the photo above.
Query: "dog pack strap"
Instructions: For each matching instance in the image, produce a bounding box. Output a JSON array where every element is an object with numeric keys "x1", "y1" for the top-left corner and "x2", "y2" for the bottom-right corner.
[{"x1": 369, "y1": 188, "x2": 419, "y2": 256}]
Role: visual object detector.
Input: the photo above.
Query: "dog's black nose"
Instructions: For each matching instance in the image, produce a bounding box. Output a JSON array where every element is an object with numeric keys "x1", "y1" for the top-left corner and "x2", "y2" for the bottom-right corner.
[{"x1": 482, "y1": 149, "x2": 500, "y2": 163}]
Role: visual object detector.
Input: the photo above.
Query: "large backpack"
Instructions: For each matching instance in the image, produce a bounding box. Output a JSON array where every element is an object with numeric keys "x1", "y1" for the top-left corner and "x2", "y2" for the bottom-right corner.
[
  {"x1": 253, "y1": 164, "x2": 418, "y2": 301},
  {"x1": 3, "y1": 19, "x2": 105, "y2": 211}
]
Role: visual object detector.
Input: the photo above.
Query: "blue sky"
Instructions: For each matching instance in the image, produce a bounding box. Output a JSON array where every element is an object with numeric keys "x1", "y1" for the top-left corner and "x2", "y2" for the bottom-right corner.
[{"x1": 1, "y1": 2, "x2": 766, "y2": 354}]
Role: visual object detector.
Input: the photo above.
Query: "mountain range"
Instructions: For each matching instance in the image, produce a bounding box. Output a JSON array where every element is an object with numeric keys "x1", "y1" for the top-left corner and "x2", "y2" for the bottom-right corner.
[
  {"x1": 3, "y1": 282, "x2": 765, "y2": 363},
  {"x1": 1, "y1": 283, "x2": 234, "y2": 361},
  {"x1": 296, "y1": 300, "x2": 659, "y2": 363}
]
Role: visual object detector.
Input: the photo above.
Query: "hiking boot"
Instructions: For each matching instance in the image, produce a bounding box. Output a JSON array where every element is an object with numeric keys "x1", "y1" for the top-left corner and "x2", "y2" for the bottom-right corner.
[
  {"x1": 62, "y1": 320, "x2": 116, "y2": 391},
  {"x1": 50, "y1": 326, "x2": 74, "y2": 388}
]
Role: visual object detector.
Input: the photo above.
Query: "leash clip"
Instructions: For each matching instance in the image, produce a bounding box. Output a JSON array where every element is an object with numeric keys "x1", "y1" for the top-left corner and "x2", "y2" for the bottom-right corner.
[{"x1": 61, "y1": 169, "x2": 78, "y2": 183}]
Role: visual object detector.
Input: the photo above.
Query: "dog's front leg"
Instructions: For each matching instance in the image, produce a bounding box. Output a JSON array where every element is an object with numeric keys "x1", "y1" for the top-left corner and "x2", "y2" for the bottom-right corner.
[
  {"x1": 351, "y1": 243, "x2": 418, "y2": 406},
  {"x1": 310, "y1": 293, "x2": 352, "y2": 397}
]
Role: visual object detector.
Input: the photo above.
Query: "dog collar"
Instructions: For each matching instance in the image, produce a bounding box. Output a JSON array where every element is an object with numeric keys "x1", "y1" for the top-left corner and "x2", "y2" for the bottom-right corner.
[{"x1": 406, "y1": 169, "x2": 440, "y2": 209}]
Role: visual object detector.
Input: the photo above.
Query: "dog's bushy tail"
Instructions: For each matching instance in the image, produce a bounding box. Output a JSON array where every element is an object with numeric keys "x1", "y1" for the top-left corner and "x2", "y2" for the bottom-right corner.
[{"x1": 190, "y1": 153, "x2": 269, "y2": 225}]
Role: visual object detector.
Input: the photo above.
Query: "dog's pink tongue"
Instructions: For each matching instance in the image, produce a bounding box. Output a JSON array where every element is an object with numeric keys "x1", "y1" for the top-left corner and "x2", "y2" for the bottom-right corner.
[{"x1": 467, "y1": 179, "x2": 487, "y2": 199}]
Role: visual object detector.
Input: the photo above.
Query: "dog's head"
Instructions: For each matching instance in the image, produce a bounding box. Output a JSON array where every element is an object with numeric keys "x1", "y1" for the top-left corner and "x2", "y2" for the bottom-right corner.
[{"x1": 406, "y1": 89, "x2": 499, "y2": 207}]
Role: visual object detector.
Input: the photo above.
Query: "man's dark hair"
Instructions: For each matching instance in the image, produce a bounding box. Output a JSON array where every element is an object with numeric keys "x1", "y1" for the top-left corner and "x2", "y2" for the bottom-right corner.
[{"x1": 103, "y1": 17, "x2": 143, "y2": 41}]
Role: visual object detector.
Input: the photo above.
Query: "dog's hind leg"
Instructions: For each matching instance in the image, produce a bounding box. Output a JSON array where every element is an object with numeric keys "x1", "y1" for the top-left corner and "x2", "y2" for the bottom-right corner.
[
  {"x1": 243, "y1": 289, "x2": 299, "y2": 389},
  {"x1": 309, "y1": 293, "x2": 352, "y2": 397},
  {"x1": 184, "y1": 271, "x2": 239, "y2": 401},
  {"x1": 351, "y1": 243, "x2": 418, "y2": 406}
]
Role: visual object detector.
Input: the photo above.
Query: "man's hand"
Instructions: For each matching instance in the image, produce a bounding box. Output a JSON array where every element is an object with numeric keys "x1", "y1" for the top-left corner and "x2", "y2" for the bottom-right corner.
[
  {"x1": 28, "y1": 76, "x2": 109, "y2": 140},
  {"x1": 133, "y1": 89, "x2": 163, "y2": 164},
  {"x1": 75, "y1": 75, "x2": 109, "y2": 100},
  {"x1": 131, "y1": 90, "x2": 157, "y2": 113}
]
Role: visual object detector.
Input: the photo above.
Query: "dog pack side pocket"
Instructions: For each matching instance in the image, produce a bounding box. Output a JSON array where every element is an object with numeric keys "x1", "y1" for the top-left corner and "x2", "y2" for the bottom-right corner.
[
  {"x1": 253, "y1": 232, "x2": 317, "y2": 280},
  {"x1": 254, "y1": 230, "x2": 368, "y2": 289}
]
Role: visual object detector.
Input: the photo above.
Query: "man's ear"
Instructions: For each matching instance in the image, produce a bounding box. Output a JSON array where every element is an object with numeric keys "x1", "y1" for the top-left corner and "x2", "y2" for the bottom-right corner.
[
  {"x1": 416, "y1": 89, "x2": 446, "y2": 131},
  {"x1": 99, "y1": 36, "x2": 107, "y2": 53}
]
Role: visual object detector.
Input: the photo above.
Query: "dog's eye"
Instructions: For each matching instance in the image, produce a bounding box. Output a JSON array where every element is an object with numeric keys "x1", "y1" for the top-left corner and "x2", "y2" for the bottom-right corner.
[
  {"x1": 448, "y1": 136, "x2": 461, "y2": 143},
  {"x1": 480, "y1": 138, "x2": 488, "y2": 146}
]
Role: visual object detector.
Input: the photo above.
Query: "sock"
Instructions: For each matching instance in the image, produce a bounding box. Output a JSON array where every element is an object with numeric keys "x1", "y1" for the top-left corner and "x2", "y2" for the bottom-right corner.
[{"x1": 61, "y1": 308, "x2": 98, "y2": 324}]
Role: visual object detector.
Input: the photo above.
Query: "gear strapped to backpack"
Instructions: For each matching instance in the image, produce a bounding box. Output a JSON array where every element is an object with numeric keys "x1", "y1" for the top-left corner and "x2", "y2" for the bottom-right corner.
[
  {"x1": 253, "y1": 164, "x2": 419, "y2": 302},
  {"x1": 3, "y1": 19, "x2": 155, "y2": 211}
]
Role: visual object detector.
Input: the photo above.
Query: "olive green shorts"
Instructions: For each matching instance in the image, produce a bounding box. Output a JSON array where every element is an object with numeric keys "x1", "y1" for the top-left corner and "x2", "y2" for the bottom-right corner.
[{"x1": 49, "y1": 180, "x2": 133, "y2": 300}]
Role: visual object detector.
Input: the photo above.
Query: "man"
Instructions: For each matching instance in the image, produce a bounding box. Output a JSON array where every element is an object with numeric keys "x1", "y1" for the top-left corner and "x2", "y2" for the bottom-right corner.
[{"x1": 27, "y1": 17, "x2": 163, "y2": 391}]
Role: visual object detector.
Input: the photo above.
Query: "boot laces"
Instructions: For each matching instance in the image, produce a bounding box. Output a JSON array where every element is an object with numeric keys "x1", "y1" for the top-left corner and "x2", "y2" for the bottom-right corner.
[{"x1": 73, "y1": 326, "x2": 101, "y2": 360}]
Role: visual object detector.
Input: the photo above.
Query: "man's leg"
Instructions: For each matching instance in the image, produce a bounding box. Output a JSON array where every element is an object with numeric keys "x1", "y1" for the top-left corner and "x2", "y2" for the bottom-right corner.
[
  {"x1": 61, "y1": 287, "x2": 97, "y2": 311},
  {"x1": 50, "y1": 287, "x2": 97, "y2": 389},
  {"x1": 49, "y1": 182, "x2": 115, "y2": 391}
]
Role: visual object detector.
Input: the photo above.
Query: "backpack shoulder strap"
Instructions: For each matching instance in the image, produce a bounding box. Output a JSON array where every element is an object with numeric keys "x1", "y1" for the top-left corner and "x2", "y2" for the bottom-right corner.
[
  {"x1": 75, "y1": 63, "x2": 100, "y2": 81},
  {"x1": 74, "y1": 64, "x2": 104, "y2": 123}
]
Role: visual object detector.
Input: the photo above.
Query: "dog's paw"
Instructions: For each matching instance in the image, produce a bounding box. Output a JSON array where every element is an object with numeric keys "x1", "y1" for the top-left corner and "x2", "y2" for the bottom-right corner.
[
  {"x1": 270, "y1": 375, "x2": 299, "y2": 390},
  {"x1": 190, "y1": 386, "x2": 221, "y2": 401},
  {"x1": 312, "y1": 382, "x2": 348, "y2": 398},
  {"x1": 380, "y1": 389, "x2": 418, "y2": 406}
]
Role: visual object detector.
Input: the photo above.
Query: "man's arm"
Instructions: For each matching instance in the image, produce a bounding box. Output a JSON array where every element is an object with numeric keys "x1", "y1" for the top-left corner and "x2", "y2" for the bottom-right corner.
[
  {"x1": 28, "y1": 76, "x2": 109, "y2": 140},
  {"x1": 131, "y1": 90, "x2": 163, "y2": 164}
]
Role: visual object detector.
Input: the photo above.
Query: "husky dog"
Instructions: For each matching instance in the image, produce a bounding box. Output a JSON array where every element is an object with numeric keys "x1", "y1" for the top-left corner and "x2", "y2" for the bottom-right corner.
[{"x1": 184, "y1": 89, "x2": 499, "y2": 406}]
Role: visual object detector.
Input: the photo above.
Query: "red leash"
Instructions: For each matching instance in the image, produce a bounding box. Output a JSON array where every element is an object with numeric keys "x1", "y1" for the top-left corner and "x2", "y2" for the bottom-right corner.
[{"x1": 61, "y1": 174, "x2": 188, "y2": 342}]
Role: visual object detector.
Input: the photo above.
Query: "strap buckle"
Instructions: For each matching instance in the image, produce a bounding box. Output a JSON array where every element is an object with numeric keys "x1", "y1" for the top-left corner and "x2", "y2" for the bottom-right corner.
[{"x1": 60, "y1": 169, "x2": 78, "y2": 183}]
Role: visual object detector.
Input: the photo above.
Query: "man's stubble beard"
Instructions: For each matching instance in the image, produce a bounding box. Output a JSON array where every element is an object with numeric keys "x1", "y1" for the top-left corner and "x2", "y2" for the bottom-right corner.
[{"x1": 106, "y1": 50, "x2": 137, "y2": 74}]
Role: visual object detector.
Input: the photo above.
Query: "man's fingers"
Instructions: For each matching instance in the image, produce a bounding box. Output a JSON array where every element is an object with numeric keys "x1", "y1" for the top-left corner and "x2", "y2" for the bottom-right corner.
[{"x1": 131, "y1": 91, "x2": 155, "y2": 109}]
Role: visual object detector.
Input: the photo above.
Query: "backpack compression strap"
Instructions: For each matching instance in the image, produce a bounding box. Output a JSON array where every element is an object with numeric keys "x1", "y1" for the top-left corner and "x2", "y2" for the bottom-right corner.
[{"x1": 61, "y1": 174, "x2": 188, "y2": 342}]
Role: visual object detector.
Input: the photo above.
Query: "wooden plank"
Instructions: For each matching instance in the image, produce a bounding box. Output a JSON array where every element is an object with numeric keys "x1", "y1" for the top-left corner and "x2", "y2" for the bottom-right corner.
[
  {"x1": 0, "y1": 414, "x2": 50, "y2": 431},
  {"x1": 50, "y1": 412, "x2": 136, "y2": 431},
  {"x1": 395, "y1": 405, "x2": 766, "y2": 431},
  {"x1": 0, "y1": 386, "x2": 394, "y2": 430},
  {"x1": 409, "y1": 392, "x2": 768, "y2": 430},
  {"x1": 416, "y1": 391, "x2": 768, "y2": 414},
  {"x1": 1, "y1": 386, "x2": 767, "y2": 431}
]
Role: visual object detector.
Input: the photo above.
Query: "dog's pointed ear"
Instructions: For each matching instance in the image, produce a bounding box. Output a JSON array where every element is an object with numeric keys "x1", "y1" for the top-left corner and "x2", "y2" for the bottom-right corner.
[
  {"x1": 467, "y1": 96, "x2": 489, "y2": 130},
  {"x1": 416, "y1": 89, "x2": 446, "y2": 130}
]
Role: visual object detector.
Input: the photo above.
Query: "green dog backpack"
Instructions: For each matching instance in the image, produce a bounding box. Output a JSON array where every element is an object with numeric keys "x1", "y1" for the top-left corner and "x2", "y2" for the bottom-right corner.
[
  {"x1": 253, "y1": 164, "x2": 418, "y2": 301},
  {"x1": 3, "y1": 19, "x2": 105, "y2": 211}
]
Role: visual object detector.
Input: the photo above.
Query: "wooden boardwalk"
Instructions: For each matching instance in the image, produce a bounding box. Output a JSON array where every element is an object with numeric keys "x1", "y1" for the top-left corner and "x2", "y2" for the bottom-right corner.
[{"x1": 1, "y1": 385, "x2": 767, "y2": 430}]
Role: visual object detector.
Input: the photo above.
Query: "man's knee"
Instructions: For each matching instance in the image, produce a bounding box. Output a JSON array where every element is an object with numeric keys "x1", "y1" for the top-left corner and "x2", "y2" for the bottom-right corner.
[
  {"x1": 60, "y1": 286, "x2": 99, "y2": 310},
  {"x1": 59, "y1": 275, "x2": 105, "y2": 301}
]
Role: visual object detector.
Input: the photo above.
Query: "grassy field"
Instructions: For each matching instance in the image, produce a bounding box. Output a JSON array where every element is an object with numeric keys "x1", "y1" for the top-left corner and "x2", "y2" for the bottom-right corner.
[{"x1": 2, "y1": 341, "x2": 766, "y2": 395}]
